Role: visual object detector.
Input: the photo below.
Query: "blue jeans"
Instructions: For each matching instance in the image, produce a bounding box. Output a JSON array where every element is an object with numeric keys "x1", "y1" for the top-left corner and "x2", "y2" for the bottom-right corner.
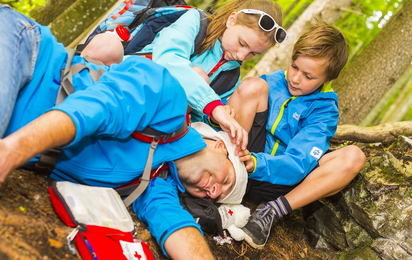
[{"x1": 0, "y1": 5, "x2": 41, "y2": 137}]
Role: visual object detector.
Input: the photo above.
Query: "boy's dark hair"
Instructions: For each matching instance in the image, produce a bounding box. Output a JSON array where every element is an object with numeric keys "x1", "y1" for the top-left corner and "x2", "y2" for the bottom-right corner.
[{"x1": 292, "y1": 23, "x2": 348, "y2": 81}]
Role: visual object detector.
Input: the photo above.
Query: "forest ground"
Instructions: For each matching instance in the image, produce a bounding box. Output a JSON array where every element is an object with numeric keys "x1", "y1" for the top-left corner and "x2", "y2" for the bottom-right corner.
[{"x1": 0, "y1": 141, "x2": 386, "y2": 260}]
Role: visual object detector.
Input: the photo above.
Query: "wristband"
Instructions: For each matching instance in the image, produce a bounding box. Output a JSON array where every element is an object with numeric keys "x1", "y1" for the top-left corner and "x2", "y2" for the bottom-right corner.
[{"x1": 203, "y1": 100, "x2": 224, "y2": 118}]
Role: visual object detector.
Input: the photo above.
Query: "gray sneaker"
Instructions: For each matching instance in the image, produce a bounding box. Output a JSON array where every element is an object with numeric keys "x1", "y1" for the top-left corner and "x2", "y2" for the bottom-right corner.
[{"x1": 242, "y1": 203, "x2": 276, "y2": 249}]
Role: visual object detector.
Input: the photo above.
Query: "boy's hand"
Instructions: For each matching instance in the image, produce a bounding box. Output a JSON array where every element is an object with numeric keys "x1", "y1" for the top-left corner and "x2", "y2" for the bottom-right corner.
[{"x1": 239, "y1": 148, "x2": 255, "y2": 173}]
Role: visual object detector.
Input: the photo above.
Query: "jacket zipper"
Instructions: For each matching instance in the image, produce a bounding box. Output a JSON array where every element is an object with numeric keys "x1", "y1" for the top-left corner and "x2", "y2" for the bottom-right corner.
[{"x1": 270, "y1": 97, "x2": 297, "y2": 155}]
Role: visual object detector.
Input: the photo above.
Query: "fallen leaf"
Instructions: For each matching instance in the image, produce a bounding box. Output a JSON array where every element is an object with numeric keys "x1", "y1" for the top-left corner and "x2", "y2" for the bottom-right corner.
[{"x1": 49, "y1": 238, "x2": 63, "y2": 248}]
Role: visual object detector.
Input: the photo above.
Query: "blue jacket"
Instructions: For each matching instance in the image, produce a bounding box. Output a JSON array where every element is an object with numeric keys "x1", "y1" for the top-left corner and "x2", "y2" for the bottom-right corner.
[
  {"x1": 249, "y1": 70, "x2": 339, "y2": 186},
  {"x1": 139, "y1": 9, "x2": 242, "y2": 120},
  {"x1": 5, "y1": 22, "x2": 204, "y2": 257}
]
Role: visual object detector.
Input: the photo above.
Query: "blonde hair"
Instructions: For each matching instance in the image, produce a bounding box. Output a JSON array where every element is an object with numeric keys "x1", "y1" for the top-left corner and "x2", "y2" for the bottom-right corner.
[
  {"x1": 292, "y1": 23, "x2": 349, "y2": 81},
  {"x1": 199, "y1": 0, "x2": 283, "y2": 55}
]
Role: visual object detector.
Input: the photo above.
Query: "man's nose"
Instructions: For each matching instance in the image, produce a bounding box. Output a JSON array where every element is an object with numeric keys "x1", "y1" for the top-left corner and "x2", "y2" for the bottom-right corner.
[{"x1": 206, "y1": 183, "x2": 221, "y2": 199}]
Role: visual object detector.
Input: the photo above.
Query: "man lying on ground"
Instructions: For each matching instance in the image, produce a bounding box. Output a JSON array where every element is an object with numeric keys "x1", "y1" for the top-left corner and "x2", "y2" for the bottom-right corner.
[{"x1": 0, "y1": 5, "x2": 249, "y2": 259}]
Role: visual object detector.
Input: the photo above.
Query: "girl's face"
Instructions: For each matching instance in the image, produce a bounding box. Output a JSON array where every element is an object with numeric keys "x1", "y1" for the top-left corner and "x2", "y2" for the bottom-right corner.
[{"x1": 220, "y1": 12, "x2": 272, "y2": 62}]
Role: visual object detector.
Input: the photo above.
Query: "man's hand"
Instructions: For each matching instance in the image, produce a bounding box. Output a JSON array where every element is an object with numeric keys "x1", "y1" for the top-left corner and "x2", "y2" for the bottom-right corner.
[
  {"x1": 211, "y1": 105, "x2": 247, "y2": 155},
  {"x1": 0, "y1": 139, "x2": 20, "y2": 186},
  {"x1": 239, "y1": 148, "x2": 255, "y2": 173}
]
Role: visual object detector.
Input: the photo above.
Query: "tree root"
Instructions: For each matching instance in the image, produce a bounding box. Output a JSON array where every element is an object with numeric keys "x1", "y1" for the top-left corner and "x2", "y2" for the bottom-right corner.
[{"x1": 333, "y1": 122, "x2": 412, "y2": 144}]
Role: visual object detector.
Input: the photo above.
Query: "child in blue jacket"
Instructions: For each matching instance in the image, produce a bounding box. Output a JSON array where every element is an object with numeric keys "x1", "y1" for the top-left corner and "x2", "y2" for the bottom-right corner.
[{"x1": 225, "y1": 23, "x2": 366, "y2": 249}]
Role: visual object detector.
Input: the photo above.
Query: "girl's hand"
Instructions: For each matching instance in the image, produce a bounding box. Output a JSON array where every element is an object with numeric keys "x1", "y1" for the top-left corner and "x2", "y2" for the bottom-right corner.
[
  {"x1": 210, "y1": 105, "x2": 235, "y2": 125},
  {"x1": 224, "y1": 105, "x2": 236, "y2": 118},
  {"x1": 211, "y1": 105, "x2": 247, "y2": 155}
]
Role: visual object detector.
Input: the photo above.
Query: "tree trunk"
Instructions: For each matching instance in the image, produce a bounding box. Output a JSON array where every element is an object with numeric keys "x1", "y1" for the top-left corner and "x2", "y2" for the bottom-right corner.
[
  {"x1": 30, "y1": 0, "x2": 77, "y2": 25},
  {"x1": 380, "y1": 76, "x2": 412, "y2": 124},
  {"x1": 46, "y1": 0, "x2": 120, "y2": 46},
  {"x1": 245, "y1": 0, "x2": 353, "y2": 78},
  {"x1": 333, "y1": 0, "x2": 412, "y2": 125},
  {"x1": 359, "y1": 65, "x2": 412, "y2": 126}
]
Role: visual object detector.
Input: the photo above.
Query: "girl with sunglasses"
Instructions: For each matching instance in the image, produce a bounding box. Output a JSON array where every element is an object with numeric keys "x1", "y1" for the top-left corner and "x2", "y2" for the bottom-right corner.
[
  {"x1": 135, "y1": 0, "x2": 286, "y2": 154},
  {"x1": 82, "y1": 0, "x2": 286, "y2": 154}
]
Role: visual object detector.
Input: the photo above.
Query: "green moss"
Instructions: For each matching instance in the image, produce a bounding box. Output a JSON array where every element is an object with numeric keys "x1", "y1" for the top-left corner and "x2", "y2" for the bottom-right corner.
[
  {"x1": 338, "y1": 241, "x2": 380, "y2": 260},
  {"x1": 378, "y1": 164, "x2": 410, "y2": 185}
]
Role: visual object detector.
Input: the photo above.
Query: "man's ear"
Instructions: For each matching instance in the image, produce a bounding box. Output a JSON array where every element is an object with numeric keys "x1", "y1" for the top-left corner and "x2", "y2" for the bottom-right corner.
[
  {"x1": 226, "y1": 12, "x2": 238, "y2": 28},
  {"x1": 214, "y1": 139, "x2": 228, "y2": 155}
]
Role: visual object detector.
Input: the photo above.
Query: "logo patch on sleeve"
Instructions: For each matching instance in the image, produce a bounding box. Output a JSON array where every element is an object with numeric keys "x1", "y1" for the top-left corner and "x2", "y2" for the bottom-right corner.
[{"x1": 310, "y1": 146, "x2": 323, "y2": 159}]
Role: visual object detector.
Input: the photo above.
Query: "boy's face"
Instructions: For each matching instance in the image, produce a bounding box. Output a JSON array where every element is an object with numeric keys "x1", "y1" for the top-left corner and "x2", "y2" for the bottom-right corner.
[{"x1": 287, "y1": 56, "x2": 330, "y2": 96}]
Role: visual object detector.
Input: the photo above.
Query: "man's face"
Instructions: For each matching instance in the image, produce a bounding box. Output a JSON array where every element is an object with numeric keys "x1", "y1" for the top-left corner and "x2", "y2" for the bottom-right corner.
[{"x1": 180, "y1": 139, "x2": 236, "y2": 201}]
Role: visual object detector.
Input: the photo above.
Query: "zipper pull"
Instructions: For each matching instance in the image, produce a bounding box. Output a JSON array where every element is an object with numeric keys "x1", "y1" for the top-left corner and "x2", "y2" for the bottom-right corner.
[
  {"x1": 284, "y1": 98, "x2": 292, "y2": 108},
  {"x1": 67, "y1": 226, "x2": 79, "y2": 255},
  {"x1": 151, "y1": 162, "x2": 165, "y2": 178}
]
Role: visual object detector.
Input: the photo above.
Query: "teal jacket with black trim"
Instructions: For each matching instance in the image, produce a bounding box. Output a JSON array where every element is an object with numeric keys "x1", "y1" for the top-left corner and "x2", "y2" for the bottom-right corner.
[
  {"x1": 139, "y1": 9, "x2": 242, "y2": 120},
  {"x1": 249, "y1": 70, "x2": 339, "y2": 186}
]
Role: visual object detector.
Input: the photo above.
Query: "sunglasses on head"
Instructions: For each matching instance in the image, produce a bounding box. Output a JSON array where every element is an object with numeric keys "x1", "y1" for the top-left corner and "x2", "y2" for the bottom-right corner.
[{"x1": 237, "y1": 9, "x2": 288, "y2": 44}]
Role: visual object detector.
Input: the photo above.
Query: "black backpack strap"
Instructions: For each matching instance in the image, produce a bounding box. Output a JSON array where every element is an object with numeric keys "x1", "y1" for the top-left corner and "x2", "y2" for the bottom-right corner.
[
  {"x1": 34, "y1": 148, "x2": 62, "y2": 177},
  {"x1": 210, "y1": 67, "x2": 241, "y2": 96},
  {"x1": 191, "y1": 9, "x2": 209, "y2": 59},
  {"x1": 125, "y1": 7, "x2": 209, "y2": 55},
  {"x1": 128, "y1": 0, "x2": 188, "y2": 29}
]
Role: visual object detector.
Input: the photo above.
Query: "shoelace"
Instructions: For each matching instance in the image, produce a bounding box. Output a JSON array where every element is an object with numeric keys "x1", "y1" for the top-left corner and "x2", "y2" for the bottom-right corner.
[{"x1": 254, "y1": 205, "x2": 274, "y2": 231}]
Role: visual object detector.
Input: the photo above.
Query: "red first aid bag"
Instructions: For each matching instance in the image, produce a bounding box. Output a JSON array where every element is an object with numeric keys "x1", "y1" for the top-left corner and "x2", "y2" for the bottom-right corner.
[{"x1": 49, "y1": 181, "x2": 155, "y2": 260}]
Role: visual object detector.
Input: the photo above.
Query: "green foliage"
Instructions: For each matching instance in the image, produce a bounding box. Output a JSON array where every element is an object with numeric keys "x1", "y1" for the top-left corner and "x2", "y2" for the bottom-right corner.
[
  {"x1": 372, "y1": 86, "x2": 403, "y2": 125},
  {"x1": 403, "y1": 106, "x2": 412, "y2": 121},
  {"x1": 3, "y1": 0, "x2": 46, "y2": 17},
  {"x1": 335, "y1": 0, "x2": 405, "y2": 66},
  {"x1": 240, "y1": 0, "x2": 315, "y2": 78},
  {"x1": 239, "y1": 0, "x2": 406, "y2": 77},
  {"x1": 279, "y1": 0, "x2": 314, "y2": 29}
]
